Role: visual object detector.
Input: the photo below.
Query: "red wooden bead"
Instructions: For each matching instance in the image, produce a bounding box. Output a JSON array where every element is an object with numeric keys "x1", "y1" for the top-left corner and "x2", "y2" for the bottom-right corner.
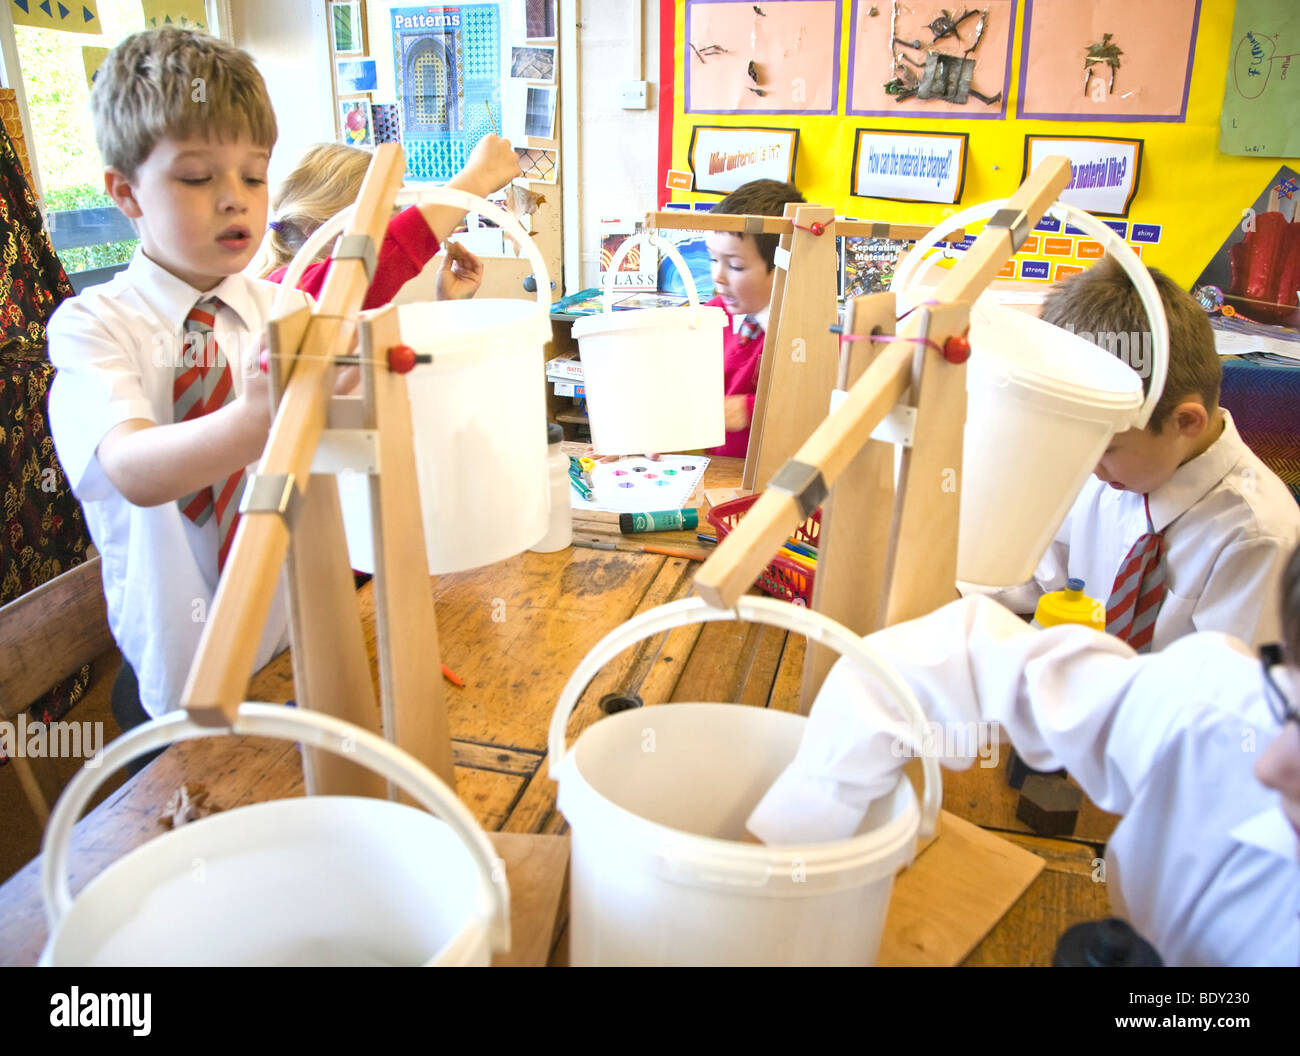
[
  {"x1": 810, "y1": 221, "x2": 825, "y2": 236},
  {"x1": 943, "y1": 334, "x2": 971, "y2": 364},
  {"x1": 259, "y1": 347, "x2": 270, "y2": 374},
  {"x1": 388, "y1": 344, "x2": 418, "y2": 374}
]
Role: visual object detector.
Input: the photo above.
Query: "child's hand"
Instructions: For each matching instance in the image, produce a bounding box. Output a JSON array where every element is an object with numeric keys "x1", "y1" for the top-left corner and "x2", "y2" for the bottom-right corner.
[
  {"x1": 724, "y1": 394, "x2": 751, "y2": 432},
  {"x1": 238, "y1": 337, "x2": 272, "y2": 431},
  {"x1": 458, "y1": 133, "x2": 523, "y2": 198},
  {"x1": 584, "y1": 445, "x2": 662, "y2": 464},
  {"x1": 436, "y1": 241, "x2": 484, "y2": 301}
]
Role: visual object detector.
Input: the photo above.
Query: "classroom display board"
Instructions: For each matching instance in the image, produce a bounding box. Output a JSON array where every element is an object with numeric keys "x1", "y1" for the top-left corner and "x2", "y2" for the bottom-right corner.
[{"x1": 658, "y1": 0, "x2": 1300, "y2": 289}]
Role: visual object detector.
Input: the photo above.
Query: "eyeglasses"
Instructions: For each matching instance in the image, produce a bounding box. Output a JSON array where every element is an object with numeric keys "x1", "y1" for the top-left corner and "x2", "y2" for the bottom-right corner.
[{"x1": 1260, "y1": 644, "x2": 1300, "y2": 727}]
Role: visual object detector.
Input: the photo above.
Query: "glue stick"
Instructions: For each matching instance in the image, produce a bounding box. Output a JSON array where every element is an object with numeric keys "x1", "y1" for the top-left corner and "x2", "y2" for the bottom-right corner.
[{"x1": 619, "y1": 509, "x2": 699, "y2": 534}]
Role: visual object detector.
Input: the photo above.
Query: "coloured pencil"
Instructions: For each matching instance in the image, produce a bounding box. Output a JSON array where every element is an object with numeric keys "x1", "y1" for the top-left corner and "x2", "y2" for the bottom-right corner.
[
  {"x1": 642, "y1": 545, "x2": 706, "y2": 561},
  {"x1": 440, "y1": 663, "x2": 465, "y2": 687}
]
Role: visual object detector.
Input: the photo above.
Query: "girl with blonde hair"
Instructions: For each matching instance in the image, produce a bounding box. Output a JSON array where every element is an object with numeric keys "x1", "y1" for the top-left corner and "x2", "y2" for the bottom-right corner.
[{"x1": 261, "y1": 134, "x2": 520, "y2": 308}]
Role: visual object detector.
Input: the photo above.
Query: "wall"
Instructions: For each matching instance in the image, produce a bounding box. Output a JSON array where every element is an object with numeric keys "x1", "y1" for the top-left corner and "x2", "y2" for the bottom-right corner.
[
  {"x1": 574, "y1": 0, "x2": 661, "y2": 289},
  {"x1": 229, "y1": 0, "x2": 335, "y2": 189}
]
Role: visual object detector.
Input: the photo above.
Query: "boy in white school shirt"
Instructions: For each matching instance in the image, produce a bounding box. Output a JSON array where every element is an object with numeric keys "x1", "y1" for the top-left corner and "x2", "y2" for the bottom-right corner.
[
  {"x1": 972, "y1": 256, "x2": 1300, "y2": 653},
  {"x1": 747, "y1": 545, "x2": 1300, "y2": 967},
  {"x1": 46, "y1": 29, "x2": 304, "y2": 748}
]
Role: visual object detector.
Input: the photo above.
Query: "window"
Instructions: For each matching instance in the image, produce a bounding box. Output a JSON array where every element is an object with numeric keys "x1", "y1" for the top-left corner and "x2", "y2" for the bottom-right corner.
[{"x1": 5, "y1": 0, "x2": 157, "y2": 285}]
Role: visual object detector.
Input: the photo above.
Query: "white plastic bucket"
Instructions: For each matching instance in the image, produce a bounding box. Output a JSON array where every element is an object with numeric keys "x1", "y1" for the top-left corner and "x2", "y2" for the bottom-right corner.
[
  {"x1": 572, "y1": 233, "x2": 726, "y2": 455},
  {"x1": 548, "y1": 596, "x2": 941, "y2": 967},
  {"x1": 959, "y1": 299, "x2": 1144, "y2": 585},
  {"x1": 277, "y1": 188, "x2": 553, "y2": 574},
  {"x1": 40, "y1": 704, "x2": 510, "y2": 966},
  {"x1": 891, "y1": 200, "x2": 1166, "y2": 587}
]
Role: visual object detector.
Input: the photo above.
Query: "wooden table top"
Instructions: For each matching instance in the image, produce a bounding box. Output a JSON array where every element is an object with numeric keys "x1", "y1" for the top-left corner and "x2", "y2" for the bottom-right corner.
[{"x1": 0, "y1": 454, "x2": 1113, "y2": 966}]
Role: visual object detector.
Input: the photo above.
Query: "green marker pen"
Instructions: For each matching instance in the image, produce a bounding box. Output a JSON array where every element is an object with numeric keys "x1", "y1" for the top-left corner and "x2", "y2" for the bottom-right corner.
[{"x1": 619, "y1": 509, "x2": 700, "y2": 534}]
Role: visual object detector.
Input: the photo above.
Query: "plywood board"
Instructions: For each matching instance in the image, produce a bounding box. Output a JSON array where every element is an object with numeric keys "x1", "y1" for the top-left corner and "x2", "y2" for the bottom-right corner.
[{"x1": 878, "y1": 809, "x2": 1045, "y2": 966}]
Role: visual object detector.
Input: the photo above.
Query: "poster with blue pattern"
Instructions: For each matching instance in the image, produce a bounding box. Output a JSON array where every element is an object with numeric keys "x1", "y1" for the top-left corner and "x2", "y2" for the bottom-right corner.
[{"x1": 391, "y1": 4, "x2": 501, "y2": 181}]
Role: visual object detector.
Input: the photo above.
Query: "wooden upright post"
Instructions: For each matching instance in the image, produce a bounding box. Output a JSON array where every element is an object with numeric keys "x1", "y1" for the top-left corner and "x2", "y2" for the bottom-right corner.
[{"x1": 743, "y1": 203, "x2": 840, "y2": 492}]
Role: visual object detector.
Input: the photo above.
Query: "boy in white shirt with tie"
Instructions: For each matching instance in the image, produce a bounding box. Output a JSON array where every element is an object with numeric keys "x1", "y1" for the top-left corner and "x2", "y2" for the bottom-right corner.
[
  {"x1": 748, "y1": 545, "x2": 1300, "y2": 966},
  {"x1": 976, "y1": 256, "x2": 1300, "y2": 652},
  {"x1": 47, "y1": 29, "x2": 308, "y2": 755}
]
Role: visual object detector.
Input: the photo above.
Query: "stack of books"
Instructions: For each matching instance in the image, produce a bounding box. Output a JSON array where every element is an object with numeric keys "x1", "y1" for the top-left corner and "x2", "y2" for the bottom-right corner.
[{"x1": 546, "y1": 355, "x2": 585, "y2": 399}]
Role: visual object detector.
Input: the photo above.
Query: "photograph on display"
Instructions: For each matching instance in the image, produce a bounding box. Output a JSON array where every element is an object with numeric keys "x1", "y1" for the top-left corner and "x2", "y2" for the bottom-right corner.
[
  {"x1": 337, "y1": 57, "x2": 379, "y2": 93},
  {"x1": 515, "y1": 145, "x2": 558, "y2": 182},
  {"x1": 510, "y1": 45, "x2": 556, "y2": 81},
  {"x1": 847, "y1": 0, "x2": 1015, "y2": 118},
  {"x1": 524, "y1": 84, "x2": 556, "y2": 139},
  {"x1": 1018, "y1": 0, "x2": 1201, "y2": 121},
  {"x1": 524, "y1": 0, "x2": 557, "y2": 41},
  {"x1": 339, "y1": 96, "x2": 375, "y2": 147},
  {"x1": 331, "y1": 1, "x2": 364, "y2": 56},
  {"x1": 685, "y1": 0, "x2": 840, "y2": 115}
]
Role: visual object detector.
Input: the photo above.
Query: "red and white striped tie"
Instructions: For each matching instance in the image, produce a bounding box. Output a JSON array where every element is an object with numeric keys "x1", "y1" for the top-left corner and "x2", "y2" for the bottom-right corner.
[
  {"x1": 1104, "y1": 495, "x2": 1166, "y2": 654},
  {"x1": 174, "y1": 297, "x2": 245, "y2": 571}
]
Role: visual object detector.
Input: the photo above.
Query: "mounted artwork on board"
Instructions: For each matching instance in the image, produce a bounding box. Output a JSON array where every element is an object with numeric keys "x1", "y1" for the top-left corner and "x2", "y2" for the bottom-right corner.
[
  {"x1": 847, "y1": 0, "x2": 1015, "y2": 119},
  {"x1": 688, "y1": 126, "x2": 799, "y2": 195},
  {"x1": 1219, "y1": 0, "x2": 1300, "y2": 158},
  {"x1": 1017, "y1": 0, "x2": 1202, "y2": 122},
  {"x1": 392, "y1": 3, "x2": 502, "y2": 182},
  {"x1": 685, "y1": 0, "x2": 840, "y2": 115}
]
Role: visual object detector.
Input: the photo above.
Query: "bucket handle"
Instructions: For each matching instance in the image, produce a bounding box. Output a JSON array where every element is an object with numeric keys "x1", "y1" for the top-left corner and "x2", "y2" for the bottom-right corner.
[
  {"x1": 272, "y1": 185, "x2": 552, "y2": 318},
  {"x1": 601, "y1": 231, "x2": 702, "y2": 315},
  {"x1": 890, "y1": 199, "x2": 1168, "y2": 430},
  {"x1": 40, "y1": 703, "x2": 511, "y2": 954},
  {"x1": 547, "y1": 595, "x2": 941, "y2": 839}
]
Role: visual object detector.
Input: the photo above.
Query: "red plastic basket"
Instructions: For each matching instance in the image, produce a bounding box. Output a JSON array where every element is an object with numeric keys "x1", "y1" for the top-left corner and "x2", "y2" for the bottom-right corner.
[{"x1": 706, "y1": 494, "x2": 821, "y2": 605}]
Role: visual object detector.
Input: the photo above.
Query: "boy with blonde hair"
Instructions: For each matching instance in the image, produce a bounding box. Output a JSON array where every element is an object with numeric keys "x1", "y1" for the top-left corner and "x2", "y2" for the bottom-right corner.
[
  {"x1": 47, "y1": 29, "x2": 516, "y2": 753},
  {"x1": 48, "y1": 29, "x2": 293, "y2": 747},
  {"x1": 978, "y1": 256, "x2": 1300, "y2": 652}
]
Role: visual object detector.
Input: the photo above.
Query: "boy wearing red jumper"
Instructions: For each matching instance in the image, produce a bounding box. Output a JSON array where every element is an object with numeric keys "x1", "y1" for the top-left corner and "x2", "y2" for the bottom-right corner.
[{"x1": 704, "y1": 180, "x2": 805, "y2": 458}]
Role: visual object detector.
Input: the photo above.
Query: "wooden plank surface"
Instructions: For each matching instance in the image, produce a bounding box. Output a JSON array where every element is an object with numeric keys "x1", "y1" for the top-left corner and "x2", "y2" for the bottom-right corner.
[
  {"x1": 962, "y1": 831, "x2": 1112, "y2": 967},
  {"x1": 489, "y1": 832, "x2": 570, "y2": 967}
]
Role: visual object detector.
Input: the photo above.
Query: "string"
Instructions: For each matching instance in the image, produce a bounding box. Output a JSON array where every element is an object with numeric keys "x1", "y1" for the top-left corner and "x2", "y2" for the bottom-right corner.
[
  {"x1": 834, "y1": 299, "x2": 945, "y2": 354},
  {"x1": 837, "y1": 332, "x2": 944, "y2": 355}
]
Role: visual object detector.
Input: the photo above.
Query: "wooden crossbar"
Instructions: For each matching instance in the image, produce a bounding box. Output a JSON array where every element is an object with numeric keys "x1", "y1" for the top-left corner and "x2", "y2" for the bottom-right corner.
[{"x1": 693, "y1": 156, "x2": 1073, "y2": 612}]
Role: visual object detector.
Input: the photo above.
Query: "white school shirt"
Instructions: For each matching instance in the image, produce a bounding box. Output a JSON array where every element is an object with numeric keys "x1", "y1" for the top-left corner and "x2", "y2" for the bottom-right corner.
[
  {"x1": 975, "y1": 410, "x2": 1300, "y2": 650},
  {"x1": 47, "y1": 250, "x2": 310, "y2": 719},
  {"x1": 747, "y1": 596, "x2": 1300, "y2": 967},
  {"x1": 731, "y1": 304, "x2": 771, "y2": 335}
]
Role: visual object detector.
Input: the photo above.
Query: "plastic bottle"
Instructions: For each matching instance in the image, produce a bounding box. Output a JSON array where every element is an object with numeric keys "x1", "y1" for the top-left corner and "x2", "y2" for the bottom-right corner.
[
  {"x1": 530, "y1": 423, "x2": 573, "y2": 553},
  {"x1": 1033, "y1": 577, "x2": 1105, "y2": 631}
]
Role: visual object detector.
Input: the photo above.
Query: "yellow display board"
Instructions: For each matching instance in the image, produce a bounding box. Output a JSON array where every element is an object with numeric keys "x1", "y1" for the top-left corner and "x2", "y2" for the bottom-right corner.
[{"x1": 665, "y1": 0, "x2": 1300, "y2": 287}]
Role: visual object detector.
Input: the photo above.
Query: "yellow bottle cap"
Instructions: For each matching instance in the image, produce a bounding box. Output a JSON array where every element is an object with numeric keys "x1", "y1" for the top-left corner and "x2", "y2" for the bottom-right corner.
[{"x1": 1034, "y1": 577, "x2": 1105, "y2": 632}]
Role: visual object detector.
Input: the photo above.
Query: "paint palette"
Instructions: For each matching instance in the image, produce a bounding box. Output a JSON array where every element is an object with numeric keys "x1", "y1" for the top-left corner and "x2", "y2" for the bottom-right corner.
[{"x1": 570, "y1": 455, "x2": 710, "y2": 514}]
